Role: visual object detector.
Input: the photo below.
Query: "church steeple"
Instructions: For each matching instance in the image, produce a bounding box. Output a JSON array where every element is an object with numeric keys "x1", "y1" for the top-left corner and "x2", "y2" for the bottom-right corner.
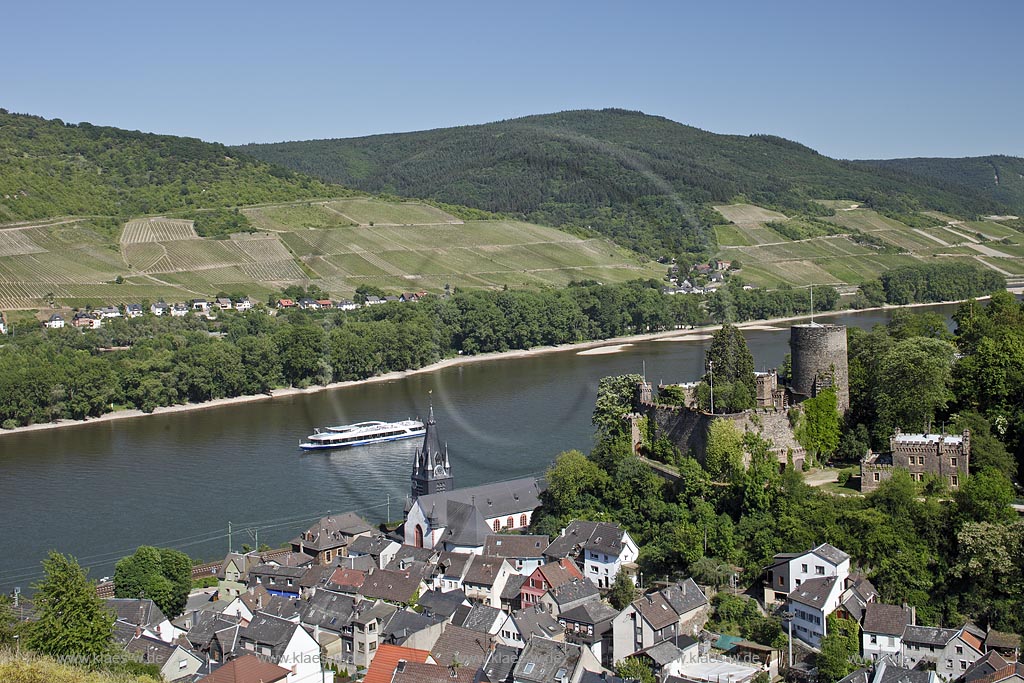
[{"x1": 411, "y1": 401, "x2": 453, "y2": 499}]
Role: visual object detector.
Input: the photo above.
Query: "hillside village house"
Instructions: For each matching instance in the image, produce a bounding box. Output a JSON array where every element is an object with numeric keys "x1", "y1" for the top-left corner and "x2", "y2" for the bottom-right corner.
[
  {"x1": 763, "y1": 542, "x2": 851, "y2": 605},
  {"x1": 44, "y1": 313, "x2": 65, "y2": 328},
  {"x1": 484, "y1": 534, "x2": 550, "y2": 576},
  {"x1": 901, "y1": 623, "x2": 986, "y2": 682},
  {"x1": 610, "y1": 579, "x2": 709, "y2": 664},
  {"x1": 290, "y1": 512, "x2": 373, "y2": 565},
  {"x1": 544, "y1": 520, "x2": 639, "y2": 588},
  {"x1": 239, "y1": 612, "x2": 330, "y2": 683},
  {"x1": 862, "y1": 430, "x2": 971, "y2": 492},
  {"x1": 521, "y1": 559, "x2": 585, "y2": 609},
  {"x1": 787, "y1": 575, "x2": 846, "y2": 647},
  {"x1": 862, "y1": 603, "x2": 914, "y2": 661}
]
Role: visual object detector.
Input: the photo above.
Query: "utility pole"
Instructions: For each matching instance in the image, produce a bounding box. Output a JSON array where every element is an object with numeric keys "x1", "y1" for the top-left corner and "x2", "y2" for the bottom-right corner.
[
  {"x1": 228, "y1": 521, "x2": 232, "y2": 554},
  {"x1": 387, "y1": 495, "x2": 391, "y2": 524}
]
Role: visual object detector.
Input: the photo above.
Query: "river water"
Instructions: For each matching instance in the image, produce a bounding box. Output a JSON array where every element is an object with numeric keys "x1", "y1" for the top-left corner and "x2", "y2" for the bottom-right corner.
[{"x1": 0, "y1": 304, "x2": 960, "y2": 592}]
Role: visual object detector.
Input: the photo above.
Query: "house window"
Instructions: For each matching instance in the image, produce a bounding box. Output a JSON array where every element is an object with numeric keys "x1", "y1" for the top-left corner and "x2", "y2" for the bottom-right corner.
[
  {"x1": 778, "y1": 576, "x2": 784, "y2": 586},
  {"x1": 815, "y1": 565, "x2": 825, "y2": 575},
  {"x1": 956, "y1": 646, "x2": 963, "y2": 655},
  {"x1": 507, "y1": 516, "x2": 514, "y2": 528},
  {"x1": 325, "y1": 551, "x2": 332, "y2": 562},
  {"x1": 796, "y1": 579, "x2": 801, "y2": 586},
  {"x1": 951, "y1": 457, "x2": 958, "y2": 467},
  {"x1": 873, "y1": 472, "x2": 880, "y2": 482},
  {"x1": 871, "y1": 635, "x2": 878, "y2": 644},
  {"x1": 493, "y1": 520, "x2": 501, "y2": 532},
  {"x1": 961, "y1": 661, "x2": 968, "y2": 670},
  {"x1": 951, "y1": 475, "x2": 959, "y2": 487},
  {"x1": 801, "y1": 563, "x2": 808, "y2": 573},
  {"x1": 520, "y1": 514, "x2": 528, "y2": 527}
]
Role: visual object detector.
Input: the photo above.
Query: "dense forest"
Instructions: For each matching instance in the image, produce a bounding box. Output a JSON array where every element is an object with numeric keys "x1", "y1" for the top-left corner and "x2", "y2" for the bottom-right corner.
[
  {"x1": 855, "y1": 155, "x2": 1024, "y2": 215},
  {"x1": 0, "y1": 110, "x2": 340, "y2": 223},
  {"x1": 534, "y1": 294, "x2": 1024, "y2": 651},
  {"x1": 236, "y1": 109, "x2": 1016, "y2": 257}
]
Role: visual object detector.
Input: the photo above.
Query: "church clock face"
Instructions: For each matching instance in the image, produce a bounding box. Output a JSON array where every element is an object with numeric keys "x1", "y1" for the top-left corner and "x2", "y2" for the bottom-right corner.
[{"x1": 434, "y1": 463, "x2": 446, "y2": 476}]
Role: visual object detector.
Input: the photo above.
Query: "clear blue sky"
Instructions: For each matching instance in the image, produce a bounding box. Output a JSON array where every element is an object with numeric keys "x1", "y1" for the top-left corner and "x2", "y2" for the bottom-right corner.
[{"x1": 2, "y1": 0, "x2": 1021, "y2": 159}]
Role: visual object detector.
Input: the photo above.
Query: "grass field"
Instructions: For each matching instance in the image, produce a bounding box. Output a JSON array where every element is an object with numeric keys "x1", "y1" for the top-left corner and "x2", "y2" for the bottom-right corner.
[{"x1": 0, "y1": 199, "x2": 663, "y2": 310}]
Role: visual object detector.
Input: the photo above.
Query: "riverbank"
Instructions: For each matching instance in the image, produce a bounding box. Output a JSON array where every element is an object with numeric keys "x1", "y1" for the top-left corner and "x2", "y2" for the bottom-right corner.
[{"x1": 0, "y1": 296, "x2": 990, "y2": 436}]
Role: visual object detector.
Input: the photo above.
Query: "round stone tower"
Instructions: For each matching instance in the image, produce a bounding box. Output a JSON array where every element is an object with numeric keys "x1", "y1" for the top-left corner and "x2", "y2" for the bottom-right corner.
[{"x1": 789, "y1": 323, "x2": 849, "y2": 413}]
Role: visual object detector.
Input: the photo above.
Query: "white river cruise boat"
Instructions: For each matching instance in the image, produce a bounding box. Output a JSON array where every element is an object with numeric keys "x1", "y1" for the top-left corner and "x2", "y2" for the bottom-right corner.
[{"x1": 300, "y1": 419, "x2": 425, "y2": 451}]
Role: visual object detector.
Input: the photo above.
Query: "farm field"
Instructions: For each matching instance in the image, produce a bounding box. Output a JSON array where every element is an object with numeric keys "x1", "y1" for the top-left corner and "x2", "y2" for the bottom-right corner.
[
  {"x1": 0, "y1": 199, "x2": 664, "y2": 311},
  {"x1": 715, "y1": 203, "x2": 1024, "y2": 288}
]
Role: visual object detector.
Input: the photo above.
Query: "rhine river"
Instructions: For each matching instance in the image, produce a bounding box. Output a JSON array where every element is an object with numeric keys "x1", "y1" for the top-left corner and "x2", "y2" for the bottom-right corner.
[{"x1": 0, "y1": 304, "x2": 961, "y2": 592}]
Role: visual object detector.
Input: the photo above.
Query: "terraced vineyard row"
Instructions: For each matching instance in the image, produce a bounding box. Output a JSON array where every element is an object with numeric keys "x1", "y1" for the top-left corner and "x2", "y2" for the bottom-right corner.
[
  {"x1": 121, "y1": 218, "x2": 198, "y2": 244},
  {"x1": 0, "y1": 229, "x2": 46, "y2": 257}
]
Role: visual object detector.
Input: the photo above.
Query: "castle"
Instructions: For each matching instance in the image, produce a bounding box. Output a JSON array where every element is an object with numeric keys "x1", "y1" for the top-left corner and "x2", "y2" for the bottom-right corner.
[
  {"x1": 631, "y1": 322, "x2": 849, "y2": 469},
  {"x1": 861, "y1": 428, "x2": 970, "y2": 492}
]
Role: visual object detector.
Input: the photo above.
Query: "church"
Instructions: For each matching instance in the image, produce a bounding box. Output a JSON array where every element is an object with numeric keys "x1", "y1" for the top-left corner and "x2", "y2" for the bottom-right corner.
[{"x1": 403, "y1": 407, "x2": 545, "y2": 551}]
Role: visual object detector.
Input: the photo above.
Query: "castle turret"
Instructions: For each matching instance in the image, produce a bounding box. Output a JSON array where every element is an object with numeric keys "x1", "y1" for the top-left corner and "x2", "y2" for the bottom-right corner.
[
  {"x1": 789, "y1": 323, "x2": 849, "y2": 413},
  {"x1": 411, "y1": 405, "x2": 453, "y2": 499}
]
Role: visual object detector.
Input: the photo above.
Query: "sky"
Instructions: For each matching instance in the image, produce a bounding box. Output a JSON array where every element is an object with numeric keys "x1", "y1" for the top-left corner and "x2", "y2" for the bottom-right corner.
[{"x1": 2, "y1": 0, "x2": 1022, "y2": 159}]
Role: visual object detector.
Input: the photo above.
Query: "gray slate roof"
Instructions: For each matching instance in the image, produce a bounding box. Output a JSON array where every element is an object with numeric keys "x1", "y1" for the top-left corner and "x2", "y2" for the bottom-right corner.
[
  {"x1": 416, "y1": 588, "x2": 469, "y2": 620},
  {"x1": 559, "y1": 600, "x2": 619, "y2": 626},
  {"x1": 544, "y1": 520, "x2": 626, "y2": 560},
  {"x1": 484, "y1": 535, "x2": 550, "y2": 559},
  {"x1": 414, "y1": 477, "x2": 545, "y2": 528},
  {"x1": 442, "y1": 501, "x2": 498, "y2": 548},
  {"x1": 863, "y1": 603, "x2": 912, "y2": 637},
  {"x1": 661, "y1": 578, "x2": 708, "y2": 615},
  {"x1": 547, "y1": 578, "x2": 600, "y2": 607},
  {"x1": 104, "y1": 598, "x2": 168, "y2": 630},
  {"x1": 300, "y1": 589, "x2": 356, "y2": 631},
  {"x1": 511, "y1": 606, "x2": 563, "y2": 641},
  {"x1": 431, "y1": 623, "x2": 492, "y2": 670},
  {"x1": 459, "y1": 604, "x2": 502, "y2": 633},
  {"x1": 788, "y1": 576, "x2": 839, "y2": 609},
  {"x1": 464, "y1": 555, "x2": 509, "y2": 587},
  {"x1": 382, "y1": 608, "x2": 443, "y2": 645},
  {"x1": 240, "y1": 612, "x2": 297, "y2": 658},
  {"x1": 290, "y1": 511, "x2": 373, "y2": 551},
  {"x1": 903, "y1": 625, "x2": 960, "y2": 647},
  {"x1": 640, "y1": 639, "x2": 685, "y2": 666},
  {"x1": 349, "y1": 534, "x2": 398, "y2": 556},
  {"x1": 513, "y1": 636, "x2": 582, "y2": 683},
  {"x1": 813, "y1": 542, "x2": 851, "y2": 565},
  {"x1": 501, "y1": 574, "x2": 527, "y2": 602},
  {"x1": 483, "y1": 644, "x2": 520, "y2": 683}
]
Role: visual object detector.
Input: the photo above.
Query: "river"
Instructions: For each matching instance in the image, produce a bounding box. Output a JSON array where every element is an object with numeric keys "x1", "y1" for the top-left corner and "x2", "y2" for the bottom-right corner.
[{"x1": 0, "y1": 304, "x2": 961, "y2": 592}]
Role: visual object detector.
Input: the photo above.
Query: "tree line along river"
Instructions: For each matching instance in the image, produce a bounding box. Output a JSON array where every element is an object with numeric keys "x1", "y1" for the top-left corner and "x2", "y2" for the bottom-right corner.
[{"x1": 0, "y1": 304, "x2": 961, "y2": 593}]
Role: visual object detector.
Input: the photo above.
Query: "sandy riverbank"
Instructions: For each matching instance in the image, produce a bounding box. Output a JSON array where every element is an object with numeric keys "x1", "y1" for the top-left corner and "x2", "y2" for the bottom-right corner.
[{"x1": 0, "y1": 296, "x2": 992, "y2": 436}]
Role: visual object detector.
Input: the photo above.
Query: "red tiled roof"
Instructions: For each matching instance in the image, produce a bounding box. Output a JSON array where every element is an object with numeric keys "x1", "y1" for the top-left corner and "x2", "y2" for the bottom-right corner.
[
  {"x1": 363, "y1": 643, "x2": 433, "y2": 683},
  {"x1": 199, "y1": 654, "x2": 289, "y2": 683},
  {"x1": 328, "y1": 567, "x2": 366, "y2": 589}
]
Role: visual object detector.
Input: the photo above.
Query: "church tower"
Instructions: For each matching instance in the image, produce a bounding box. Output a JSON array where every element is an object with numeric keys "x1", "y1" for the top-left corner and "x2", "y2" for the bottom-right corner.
[{"x1": 410, "y1": 405, "x2": 453, "y2": 499}]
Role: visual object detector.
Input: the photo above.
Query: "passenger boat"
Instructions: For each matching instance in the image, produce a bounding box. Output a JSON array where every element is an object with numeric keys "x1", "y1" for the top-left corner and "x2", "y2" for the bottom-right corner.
[{"x1": 299, "y1": 419, "x2": 425, "y2": 451}]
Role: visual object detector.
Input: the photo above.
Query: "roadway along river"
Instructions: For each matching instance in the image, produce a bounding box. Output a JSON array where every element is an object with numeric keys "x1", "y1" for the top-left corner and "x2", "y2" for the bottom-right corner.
[{"x1": 0, "y1": 304, "x2": 960, "y2": 592}]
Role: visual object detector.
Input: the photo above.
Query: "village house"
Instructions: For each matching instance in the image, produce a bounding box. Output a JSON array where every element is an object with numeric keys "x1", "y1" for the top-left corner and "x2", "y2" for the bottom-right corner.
[
  {"x1": 44, "y1": 313, "x2": 65, "y2": 328},
  {"x1": 610, "y1": 579, "x2": 709, "y2": 664},
  {"x1": 484, "y1": 534, "x2": 549, "y2": 576},
  {"x1": 862, "y1": 429, "x2": 971, "y2": 492},
  {"x1": 381, "y1": 607, "x2": 446, "y2": 651},
  {"x1": 277, "y1": 298, "x2": 296, "y2": 308},
  {"x1": 763, "y1": 542, "x2": 851, "y2": 605},
  {"x1": 362, "y1": 643, "x2": 478, "y2": 683},
  {"x1": 191, "y1": 298, "x2": 209, "y2": 312},
  {"x1": 298, "y1": 297, "x2": 318, "y2": 310},
  {"x1": 171, "y1": 302, "x2": 188, "y2": 317},
  {"x1": 512, "y1": 636, "x2": 603, "y2": 683},
  {"x1": 105, "y1": 598, "x2": 181, "y2": 644},
  {"x1": 215, "y1": 297, "x2": 232, "y2": 310},
  {"x1": 150, "y1": 301, "x2": 170, "y2": 316},
  {"x1": 290, "y1": 511, "x2": 373, "y2": 565},
  {"x1": 98, "y1": 305, "x2": 121, "y2": 318},
  {"x1": 113, "y1": 623, "x2": 204, "y2": 682},
  {"x1": 73, "y1": 311, "x2": 101, "y2": 328},
  {"x1": 840, "y1": 655, "x2": 939, "y2": 683},
  {"x1": 364, "y1": 295, "x2": 385, "y2": 306},
  {"x1": 417, "y1": 588, "x2": 471, "y2": 622},
  {"x1": 359, "y1": 567, "x2": 427, "y2": 607},
  {"x1": 248, "y1": 564, "x2": 308, "y2": 598},
  {"x1": 234, "y1": 296, "x2": 254, "y2": 311},
  {"x1": 218, "y1": 551, "x2": 269, "y2": 598},
  {"x1": 543, "y1": 520, "x2": 639, "y2": 589},
  {"x1": 498, "y1": 606, "x2": 565, "y2": 649},
  {"x1": 238, "y1": 612, "x2": 330, "y2": 683},
  {"x1": 430, "y1": 623, "x2": 492, "y2": 671},
  {"x1": 901, "y1": 623, "x2": 986, "y2": 682},
  {"x1": 862, "y1": 603, "x2": 914, "y2": 661},
  {"x1": 559, "y1": 599, "x2": 619, "y2": 668},
  {"x1": 316, "y1": 299, "x2": 334, "y2": 309},
  {"x1": 125, "y1": 303, "x2": 143, "y2": 318},
  {"x1": 787, "y1": 575, "x2": 846, "y2": 647},
  {"x1": 538, "y1": 578, "x2": 600, "y2": 618},
  {"x1": 348, "y1": 535, "x2": 401, "y2": 569},
  {"x1": 521, "y1": 559, "x2": 585, "y2": 609},
  {"x1": 462, "y1": 555, "x2": 515, "y2": 608},
  {"x1": 963, "y1": 650, "x2": 1024, "y2": 683},
  {"x1": 337, "y1": 299, "x2": 359, "y2": 311}
]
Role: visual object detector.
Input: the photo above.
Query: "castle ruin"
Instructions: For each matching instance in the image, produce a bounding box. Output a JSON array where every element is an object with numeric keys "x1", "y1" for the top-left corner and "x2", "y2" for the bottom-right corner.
[{"x1": 861, "y1": 429, "x2": 970, "y2": 492}]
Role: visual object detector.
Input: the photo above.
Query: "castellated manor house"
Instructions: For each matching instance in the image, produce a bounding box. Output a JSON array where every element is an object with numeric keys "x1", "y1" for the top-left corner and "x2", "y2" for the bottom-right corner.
[{"x1": 861, "y1": 429, "x2": 971, "y2": 492}]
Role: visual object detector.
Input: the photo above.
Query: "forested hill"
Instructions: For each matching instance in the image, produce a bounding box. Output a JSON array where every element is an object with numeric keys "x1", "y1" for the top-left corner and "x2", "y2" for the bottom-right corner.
[
  {"x1": 853, "y1": 155, "x2": 1024, "y2": 215},
  {"x1": 0, "y1": 110, "x2": 341, "y2": 222},
  {"x1": 235, "y1": 109, "x2": 1011, "y2": 256}
]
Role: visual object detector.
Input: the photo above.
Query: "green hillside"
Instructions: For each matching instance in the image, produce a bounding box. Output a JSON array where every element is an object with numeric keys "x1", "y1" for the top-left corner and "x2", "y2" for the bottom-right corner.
[
  {"x1": 853, "y1": 155, "x2": 1024, "y2": 215},
  {"x1": 235, "y1": 108, "x2": 1012, "y2": 257},
  {"x1": 0, "y1": 109, "x2": 341, "y2": 223}
]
